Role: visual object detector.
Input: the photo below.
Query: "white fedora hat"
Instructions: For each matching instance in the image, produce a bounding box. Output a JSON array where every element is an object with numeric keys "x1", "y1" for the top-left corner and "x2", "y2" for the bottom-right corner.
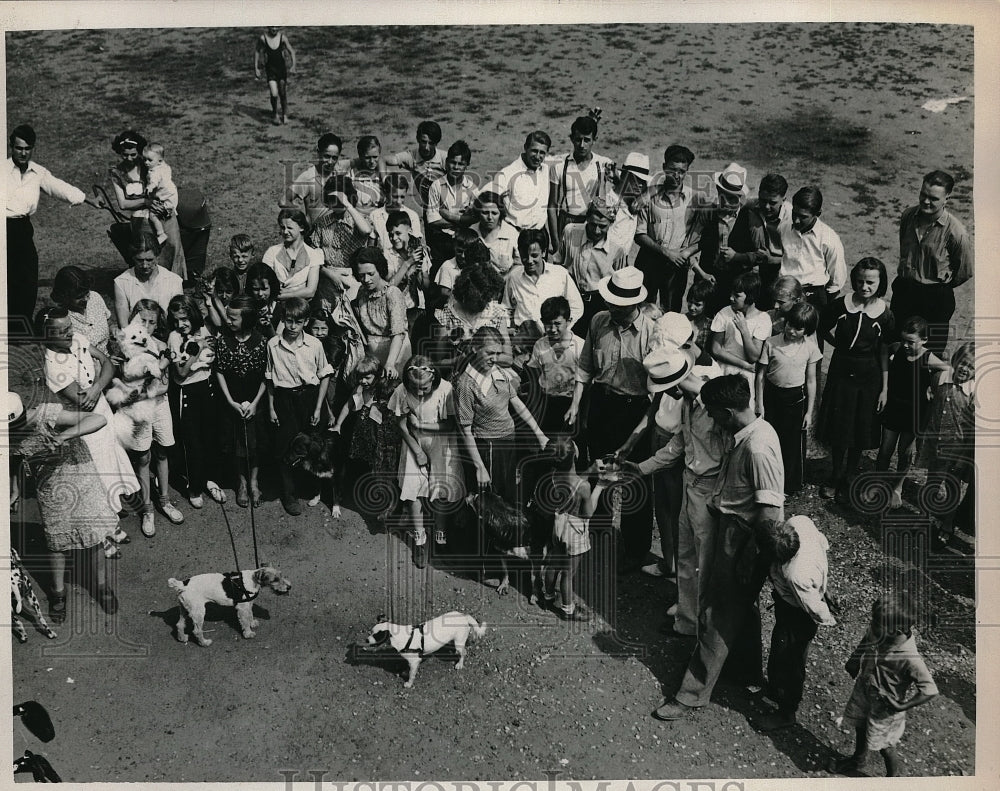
[
  {"x1": 620, "y1": 152, "x2": 651, "y2": 184},
  {"x1": 643, "y1": 347, "x2": 692, "y2": 394},
  {"x1": 714, "y1": 162, "x2": 749, "y2": 197},
  {"x1": 598, "y1": 266, "x2": 647, "y2": 307}
]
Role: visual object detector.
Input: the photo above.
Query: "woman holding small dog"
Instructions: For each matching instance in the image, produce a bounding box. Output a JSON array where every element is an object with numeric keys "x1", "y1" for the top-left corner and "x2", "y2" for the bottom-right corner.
[{"x1": 390, "y1": 355, "x2": 465, "y2": 568}]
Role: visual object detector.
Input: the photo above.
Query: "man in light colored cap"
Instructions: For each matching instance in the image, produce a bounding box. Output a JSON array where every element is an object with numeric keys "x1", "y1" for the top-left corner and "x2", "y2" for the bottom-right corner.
[
  {"x1": 569, "y1": 266, "x2": 657, "y2": 573},
  {"x1": 561, "y1": 196, "x2": 629, "y2": 335},
  {"x1": 605, "y1": 151, "x2": 651, "y2": 259},
  {"x1": 625, "y1": 358, "x2": 727, "y2": 636},
  {"x1": 688, "y1": 162, "x2": 752, "y2": 313}
]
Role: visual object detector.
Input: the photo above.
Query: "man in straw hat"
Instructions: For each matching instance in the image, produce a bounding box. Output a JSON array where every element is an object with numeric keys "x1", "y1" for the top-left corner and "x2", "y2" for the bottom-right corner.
[
  {"x1": 689, "y1": 162, "x2": 752, "y2": 314},
  {"x1": 625, "y1": 354, "x2": 727, "y2": 637},
  {"x1": 650, "y1": 374, "x2": 784, "y2": 721},
  {"x1": 560, "y1": 196, "x2": 628, "y2": 336},
  {"x1": 568, "y1": 266, "x2": 657, "y2": 573},
  {"x1": 605, "y1": 151, "x2": 651, "y2": 260}
]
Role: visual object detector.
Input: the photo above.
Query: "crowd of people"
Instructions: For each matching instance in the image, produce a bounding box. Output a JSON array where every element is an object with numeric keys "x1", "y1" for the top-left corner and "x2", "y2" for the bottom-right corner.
[{"x1": 5, "y1": 90, "x2": 975, "y2": 772}]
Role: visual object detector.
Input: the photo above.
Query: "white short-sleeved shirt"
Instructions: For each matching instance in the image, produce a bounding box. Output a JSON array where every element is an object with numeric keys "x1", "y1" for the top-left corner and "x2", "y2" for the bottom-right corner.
[
  {"x1": 710, "y1": 306, "x2": 772, "y2": 367},
  {"x1": 434, "y1": 258, "x2": 462, "y2": 291},
  {"x1": 527, "y1": 335, "x2": 584, "y2": 397},
  {"x1": 759, "y1": 333, "x2": 822, "y2": 389},
  {"x1": 262, "y1": 242, "x2": 323, "y2": 291},
  {"x1": 388, "y1": 380, "x2": 455, "y2": 430}
]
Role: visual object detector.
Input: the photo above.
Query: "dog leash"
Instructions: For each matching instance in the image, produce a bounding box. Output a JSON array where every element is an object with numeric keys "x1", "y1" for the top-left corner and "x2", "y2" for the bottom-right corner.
[{"x1": 242, "y1": 420, "x2": 261, "y2": 569}]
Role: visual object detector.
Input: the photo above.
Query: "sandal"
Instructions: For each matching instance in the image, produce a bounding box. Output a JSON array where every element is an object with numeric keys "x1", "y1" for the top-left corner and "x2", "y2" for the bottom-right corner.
[
  {"x1": 103, "y1": 540, "x2": 121, "y2": 560},
  {"x1": 206, "y1": 481, "x2": 227, "y2": 504},
  {"x1": 48, "y1": 592, "x2": 67, "y2": 624},
  {"x1": 110, "y1": 527, "x2": 130, "y2": 545}
]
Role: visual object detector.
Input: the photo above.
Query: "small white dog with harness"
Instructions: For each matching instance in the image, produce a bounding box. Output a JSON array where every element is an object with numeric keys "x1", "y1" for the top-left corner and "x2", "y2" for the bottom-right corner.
[
  {"x1": 168, "y1": 565, "x2": 291, "y2": 646},
  {"x1": 365, "y1": 611, "x2": 487, "y2": 688}
]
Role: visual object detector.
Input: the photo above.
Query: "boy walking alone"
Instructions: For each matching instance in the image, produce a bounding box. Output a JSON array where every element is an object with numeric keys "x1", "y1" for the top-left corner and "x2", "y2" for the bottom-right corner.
[{"x1": 830, "y1": 592, "x2": 938, "y2": 777}]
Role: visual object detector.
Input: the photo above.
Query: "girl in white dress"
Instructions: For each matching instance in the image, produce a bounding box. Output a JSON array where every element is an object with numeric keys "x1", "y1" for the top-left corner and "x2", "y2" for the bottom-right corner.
[{"x1": 389, "y1": 356, "x2": 465, "y2": 568}]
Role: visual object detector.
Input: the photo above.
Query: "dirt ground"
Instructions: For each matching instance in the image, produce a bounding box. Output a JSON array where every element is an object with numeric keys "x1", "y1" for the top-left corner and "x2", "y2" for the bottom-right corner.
[{"x1": 7, "y1": 21, "x2": 976, "y2": 782}]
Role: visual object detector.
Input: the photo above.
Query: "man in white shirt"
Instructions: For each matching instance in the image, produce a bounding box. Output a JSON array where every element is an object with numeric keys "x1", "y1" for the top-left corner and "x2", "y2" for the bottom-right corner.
[
  {"x1": 548, "y1": 114, "x2": 614, "y2": 243},
  {"x1": 486, "y1": 131, "x2": 557, "y2": 243},
  {"x1": 6, "y1": 124, "x2": 97, "y2": 332},
  {"x1": 503, "y1": 228, "x2": 583, "y2": 330},
  {"x1": 778, "y1": 186, "x2": 847, "y2": 330}
]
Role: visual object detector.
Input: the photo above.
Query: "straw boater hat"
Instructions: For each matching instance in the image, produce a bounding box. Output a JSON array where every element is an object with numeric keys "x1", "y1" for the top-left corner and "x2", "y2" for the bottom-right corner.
[
  {"x1": 620, "y1": 152, "x2": 651, "y2": 184},
  {"x1": 642, "y1": 347, "x2": 692, "y2": 394},
  {"x1": 713, "y1": 162, "x2": 749, "y2": 198},
  {"x1": 598, "y1": 266, "x2": 647, "y2": 307},
  {"x1": 652, "y1": 312, "x2": 694, "y2": 350}
]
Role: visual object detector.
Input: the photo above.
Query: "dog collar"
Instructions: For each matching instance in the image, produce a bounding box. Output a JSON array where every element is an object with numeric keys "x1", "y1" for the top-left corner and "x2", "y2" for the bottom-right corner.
[
  {"x1": 222, "y1": 571, "x2": 259, "y2": 604},
  {"x1": 400, "y1": 624, "x2": 424, "y2": 656}
]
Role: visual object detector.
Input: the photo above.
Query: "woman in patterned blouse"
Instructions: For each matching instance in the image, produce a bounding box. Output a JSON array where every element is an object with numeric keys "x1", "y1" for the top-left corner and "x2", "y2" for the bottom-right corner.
[{"x1": 350, "y1": 247, "x2": 410, "y2": 378}]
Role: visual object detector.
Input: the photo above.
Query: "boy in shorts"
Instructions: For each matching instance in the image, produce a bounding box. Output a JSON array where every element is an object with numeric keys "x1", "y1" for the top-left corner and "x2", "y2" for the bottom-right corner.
[{"x1": 831, "y1": 592, "x2": 938, "y2": 777}]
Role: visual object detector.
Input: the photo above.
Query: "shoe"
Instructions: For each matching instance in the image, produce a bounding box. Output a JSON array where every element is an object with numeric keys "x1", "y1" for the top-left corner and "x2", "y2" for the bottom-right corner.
[
  {"x1": 140, "y1": 513, "x2": 156, "y2": 537},
  {"x1": 103, "y1": 541, "x2": 121, "y2": 560},
  {"x1": 753, "y1": 711, "x2": 797, "y2": 731},
  {"x1": 95, "y1": 585, "x2": 118, "y2": 615},
  {"x1": 160, "y1": 501, "x2": 184, "y2": 524},
  {"x1": 237, "y1": 487, "x2": 250, "y2": 508},
  {"x1": 110, "y1": 527, "x2": 130, "y2": 545},
  {"x1": 667, "y1": 602, "x2": 678, "y2": 616},
  {"x1": 556, "y1": 606, "x2": 592, "y2": 622},
  {"x1": 48, "y1": 592, "x2": 67, "y2": 624},
  {"x1": 189, "y1": 494, "x2": 204, "y2": 509},
  {"x1": 652, "y1": 699, "x2": 696, "y2": 721},
  {"x1": 413, "y1": 543, "x2": 427, "y2": 569},
  {"x1": 641, "y1": 563, "x2": 665, "y2": 578},
  {"x1": 819, "y1": 484, "x2": 837, "y2": 499},
  {"x1": 281, "y1": 494, "x2": 302, "y2": 516},
  {"x1": 206, "y1": 482, "x2": 227, "y2": 504}
]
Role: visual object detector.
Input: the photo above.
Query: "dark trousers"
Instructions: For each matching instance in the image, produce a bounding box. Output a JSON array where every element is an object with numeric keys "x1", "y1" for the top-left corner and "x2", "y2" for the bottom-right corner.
[
  {"x1": 890, "y1": 276, "x2": 956, "y2": 356},
  {"x1": 763, "y1": 380, "x2": 806, "y2": 494},
  {"x1": 802, "y1": 287, "x2": 830, "y2": 351},
  {"x1": 757, "y1": 262, "x2": 781, "y2": 310},
  {"x1": 272, "y1": 385, "x2": 319, "y2": 457},
  {"x1": 469, "y1": 434, "x2": 518, "y2": 505},
  {"x1": 766, "y1": 594, "x2": 818, "y2": 715},
  {"x1": 635, "y1": 248, "x2": 687, "y2": 313},
  {"x1": 168, "y1": 378, "x2": 219, "y2": 496},
  {"x1": 7, "y1": 217, "x2": 38, "y2": 335},
  {"x1": 676, "y1": 513, "x2": 766, "y2": 707},
  {"x1": 587, "y1": 385, "x2": 654, "y2": 562},
  {"x1": 574, "y1": 292, "x2": 607, "y2": 338}
]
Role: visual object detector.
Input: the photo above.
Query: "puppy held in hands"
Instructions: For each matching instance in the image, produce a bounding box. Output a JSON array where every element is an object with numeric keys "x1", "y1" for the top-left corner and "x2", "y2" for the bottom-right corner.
[
  {"x1": 168, "y1": 565, "x2": 291, "y2": 646},
  {"x1": 365, "y1": 611, "x2": 487, "y2": 688}
]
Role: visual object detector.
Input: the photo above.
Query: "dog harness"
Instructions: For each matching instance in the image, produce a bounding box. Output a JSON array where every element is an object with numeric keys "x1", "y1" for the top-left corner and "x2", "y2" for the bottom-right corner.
[
  {"x1": 221, "y1": 572, "x2": 258, "y2": 604},
  {"x1": 400, "y1": 624, "x2": 424, "y2": 656}
]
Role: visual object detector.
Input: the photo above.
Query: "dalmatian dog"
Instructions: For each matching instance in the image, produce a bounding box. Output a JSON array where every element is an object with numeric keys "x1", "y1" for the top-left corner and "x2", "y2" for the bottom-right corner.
[{"x1": 10, "y1": 549, "x2": 57, "y2": 643}]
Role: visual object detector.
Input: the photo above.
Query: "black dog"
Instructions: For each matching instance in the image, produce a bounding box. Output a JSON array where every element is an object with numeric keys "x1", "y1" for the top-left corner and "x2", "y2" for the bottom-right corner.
[{"x1": 285, "y1": 431, "x2": 343, "y2": 518}]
